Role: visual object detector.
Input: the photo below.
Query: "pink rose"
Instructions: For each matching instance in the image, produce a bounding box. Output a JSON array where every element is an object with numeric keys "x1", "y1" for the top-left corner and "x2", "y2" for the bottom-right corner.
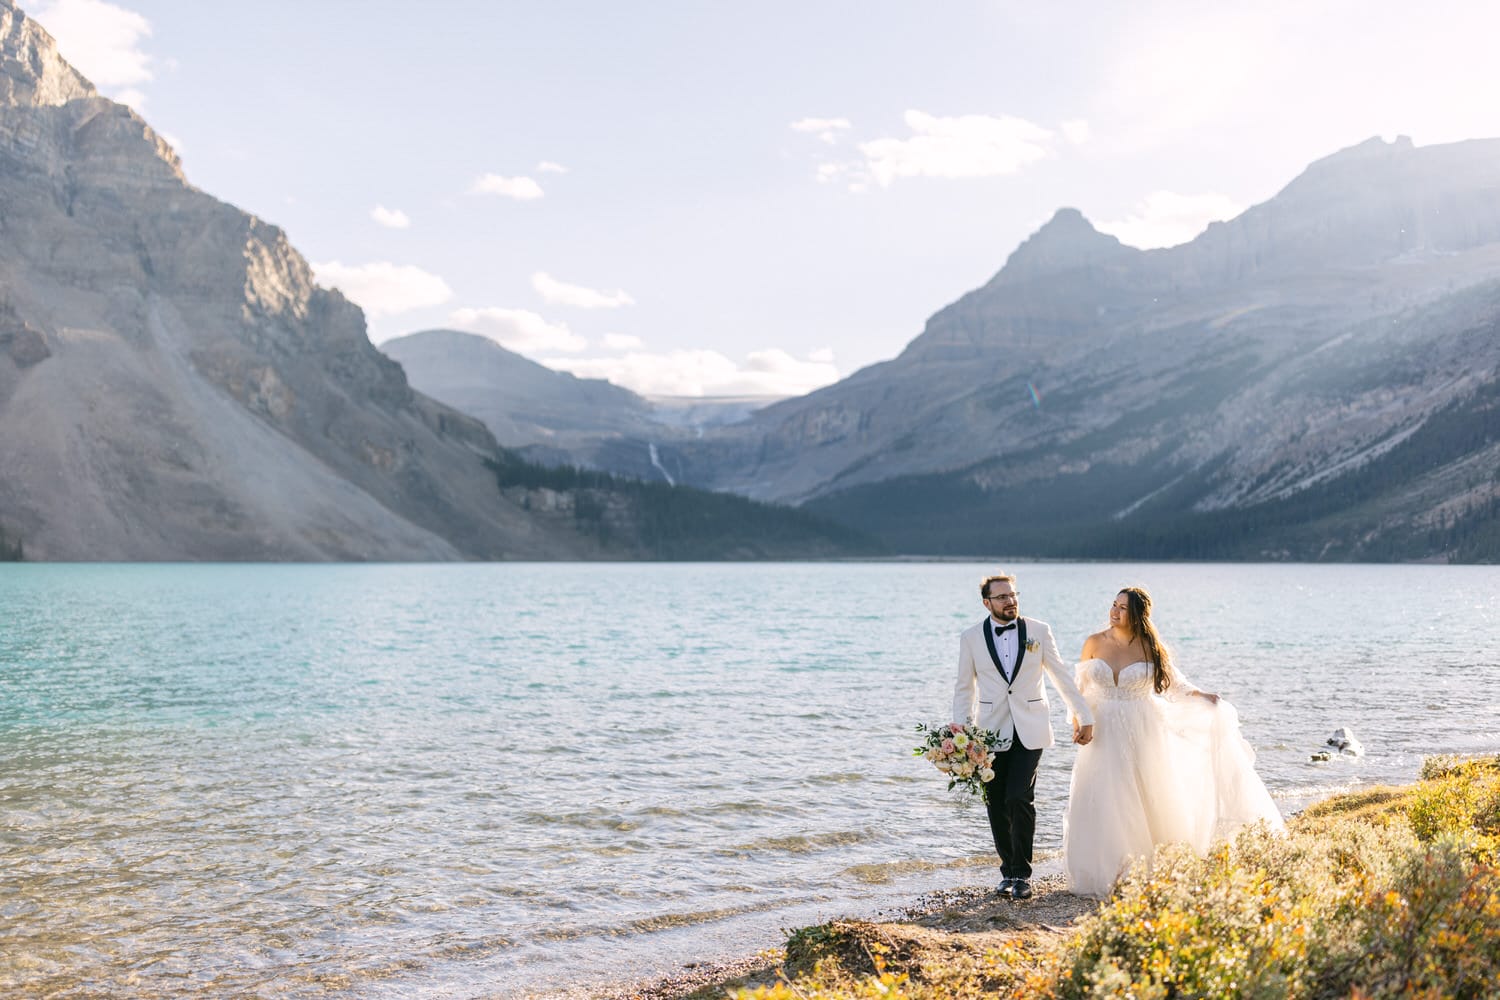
[
  {"x1": 941, "y1": 739, "x2": 956, "y2": 754},
  {"x1": 949, "y1": 723, "x2": 964, "y2": 734}
]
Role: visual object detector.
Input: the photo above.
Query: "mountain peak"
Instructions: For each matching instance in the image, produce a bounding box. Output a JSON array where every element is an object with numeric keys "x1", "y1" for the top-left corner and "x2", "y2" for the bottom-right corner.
[
  {"x1": 1, "y1": 1, "x2": 97, "y2": 107},
  {"x1": 1040, "y1": 206, "x2": 1095, "y2": 231},
  {"x1": 996, "y1": 207, "x2": 1132, "y2": 282},
  {"x1": 1319, "y1": 133, "x2": 1415, "y2": 164}
]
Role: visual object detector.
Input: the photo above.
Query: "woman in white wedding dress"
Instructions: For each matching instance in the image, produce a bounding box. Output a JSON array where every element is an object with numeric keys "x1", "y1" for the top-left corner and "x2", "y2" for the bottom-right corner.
[{"x1": 1063, "y1": 586, "x2": 1285, "y2": 897}]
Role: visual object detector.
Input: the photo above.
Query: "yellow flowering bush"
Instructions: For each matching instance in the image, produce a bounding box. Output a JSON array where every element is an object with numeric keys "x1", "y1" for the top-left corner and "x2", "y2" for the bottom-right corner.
[
  {"x1": 1051, "y1": 758, "x2": 1500, "y2": 999},
  {"x1": 1408, "y1": 757, "x2": 1500, "y2": 863}
]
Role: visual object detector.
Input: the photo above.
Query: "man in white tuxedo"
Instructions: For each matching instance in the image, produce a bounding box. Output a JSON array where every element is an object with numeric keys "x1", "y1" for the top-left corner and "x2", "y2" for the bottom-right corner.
[{"x1": 952, "y1": 573, "x2": 1094, "y2": 899}]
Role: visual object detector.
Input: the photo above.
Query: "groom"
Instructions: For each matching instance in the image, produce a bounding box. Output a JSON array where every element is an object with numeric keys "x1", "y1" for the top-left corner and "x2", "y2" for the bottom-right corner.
[{"x1": 952, "y1": 573, "x2": 1094, "y2": 899}]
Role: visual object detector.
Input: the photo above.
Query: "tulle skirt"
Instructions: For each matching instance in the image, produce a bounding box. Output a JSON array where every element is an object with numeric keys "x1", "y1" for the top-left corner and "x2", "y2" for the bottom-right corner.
[{"x1": 1063, "y1": 693, "x2": 1284, "y2": 897}]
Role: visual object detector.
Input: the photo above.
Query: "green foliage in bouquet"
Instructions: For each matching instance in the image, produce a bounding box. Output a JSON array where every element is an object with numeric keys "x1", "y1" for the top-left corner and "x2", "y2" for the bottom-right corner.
[{"x1": 913, "y1": 722, "x2": 1008, "y2": 801}]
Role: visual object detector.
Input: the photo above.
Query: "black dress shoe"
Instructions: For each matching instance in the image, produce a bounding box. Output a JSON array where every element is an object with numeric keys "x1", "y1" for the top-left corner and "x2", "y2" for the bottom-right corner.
[
  {"x1": 1011, "y1": 878, "x2": 1033, "y2": 899},
  {"x1": 996, "y1": 878, "x2": 1015, "y2": 897}
]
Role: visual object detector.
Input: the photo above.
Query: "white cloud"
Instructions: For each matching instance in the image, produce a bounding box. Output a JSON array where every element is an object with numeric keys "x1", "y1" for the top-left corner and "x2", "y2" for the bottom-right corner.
[
  {"x1": 792, "y1": 117, "x2": 852, "y2": 132},
  {"x1": 1060, "y1": 119, "x2": 1091, "y2": 145},
  {"x1": 536, "y1": 160, "x2": 569, "y2": 173},
  {"x1": 113, "y1": 86, "x2": 147, "y2": 110},
  {"x1": 531, "y1": 271, "x2": 635, "y2": 309},
  {"x1": 1095, "y1": 190, "x2": 1245, "y2": 249},
  {"x1": 31, "y1": 0, "x2": 152, "y2": 100},
  {"x1": 813, "y1": 160, "x2": 873, "y2": 194},
  {"x1": 791, "y1": 116, "x2": 853, "y2": 144},
  {"x1": 449, "y1": 307, "x2": 586, "y2": 354},
  {"x1": 858, "y1": 110, "x2": 1054, "y2": 187},
  {"x1": 312, "y1": 260, "x2": 453, "y2": 318},
  {"x1": 471, "y1": 174, "x2": 544, "y2": 200},
  {"x1": 603, "y1": 332, "x2": 643, "y2": 350},
  {"x1": 542, "y1": 347, "x2": 840, "y2": 397},
  {"x1": 370, "y1": 204, "x2": 411, "y2": 229}
]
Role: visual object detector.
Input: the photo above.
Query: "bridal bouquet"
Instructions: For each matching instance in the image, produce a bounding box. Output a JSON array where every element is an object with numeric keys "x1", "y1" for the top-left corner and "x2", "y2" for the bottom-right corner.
[{"x1": 913, "y1": 722, "x2": 1007, "y2": 800}]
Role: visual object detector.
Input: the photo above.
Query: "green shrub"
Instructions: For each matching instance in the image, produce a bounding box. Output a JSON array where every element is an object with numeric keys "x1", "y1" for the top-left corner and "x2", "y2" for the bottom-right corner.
[
  {"x1": 1049, "y1": 823, "x2": 1401, "y2": 999},
  {"x1": 1338, "y1": 835, "x2": 1500, "y2": 999},
  {"x1": 1407, "y1": 758, "x2": 1500, "y2": 863}
]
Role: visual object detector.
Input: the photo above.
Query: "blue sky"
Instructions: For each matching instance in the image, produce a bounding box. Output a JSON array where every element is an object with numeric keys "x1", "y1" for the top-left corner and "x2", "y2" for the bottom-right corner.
[{"x1": 25, "y1": 0, "x2": 1500, "y2": 397}]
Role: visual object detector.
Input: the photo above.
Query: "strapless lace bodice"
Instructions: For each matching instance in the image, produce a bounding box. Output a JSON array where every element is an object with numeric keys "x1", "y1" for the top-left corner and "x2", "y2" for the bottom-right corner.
[{"x1": 1078, "y1": 659, "x2": 1156, "y2": 701}]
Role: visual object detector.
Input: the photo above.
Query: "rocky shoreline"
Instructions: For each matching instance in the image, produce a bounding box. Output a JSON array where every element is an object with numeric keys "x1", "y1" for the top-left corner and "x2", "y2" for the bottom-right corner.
[{"x1": 589, "y1": 874, "x2": 1097, "y2": 1000}]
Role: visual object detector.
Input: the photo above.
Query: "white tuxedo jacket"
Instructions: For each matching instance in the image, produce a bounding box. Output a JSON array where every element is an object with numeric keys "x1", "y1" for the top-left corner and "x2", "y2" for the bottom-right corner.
[{"x1": 952, "y1": 616, "x2": 1094, "y2": 750}]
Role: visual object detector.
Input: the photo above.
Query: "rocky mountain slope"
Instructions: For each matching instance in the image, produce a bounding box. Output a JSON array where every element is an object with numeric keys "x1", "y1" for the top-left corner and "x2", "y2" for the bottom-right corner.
[
  {"x1": 0, "y1": 3, "x2": 866, "y2": 561},
  {"x1": 644, "y1": 136, "x2": 1500, "y2": 561},
  {"x1": 0, "y1": 2, "x2": 538, "y2": 559}
]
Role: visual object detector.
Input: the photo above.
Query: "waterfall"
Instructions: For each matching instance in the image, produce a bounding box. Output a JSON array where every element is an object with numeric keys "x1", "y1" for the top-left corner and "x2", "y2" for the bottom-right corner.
[{"x1": 648, "y1": 442, "x2": 676, "y2": 485}]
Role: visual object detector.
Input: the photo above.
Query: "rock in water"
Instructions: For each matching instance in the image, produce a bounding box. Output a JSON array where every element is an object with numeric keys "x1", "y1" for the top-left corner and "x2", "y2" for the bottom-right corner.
[{"x1": 1326, "y1": 728, "x2": 1365, "y2": 757}]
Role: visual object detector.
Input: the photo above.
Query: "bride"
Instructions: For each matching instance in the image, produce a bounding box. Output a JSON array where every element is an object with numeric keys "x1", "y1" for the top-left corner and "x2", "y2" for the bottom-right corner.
[{"x1": 1063, "y1": 586, "x2": 1285, "y2": 897}]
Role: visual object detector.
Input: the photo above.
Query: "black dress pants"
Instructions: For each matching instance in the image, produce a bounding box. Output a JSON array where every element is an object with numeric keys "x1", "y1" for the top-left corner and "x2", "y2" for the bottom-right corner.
[{"x1": 983, "y1": 733, "x2": 1043, "y2": 880}]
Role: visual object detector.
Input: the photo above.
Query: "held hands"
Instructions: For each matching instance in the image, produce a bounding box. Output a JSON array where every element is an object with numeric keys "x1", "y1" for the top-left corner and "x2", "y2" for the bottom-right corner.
[{"x1": 1072, "y1": 723, "x2": 1094, "y2": 746}]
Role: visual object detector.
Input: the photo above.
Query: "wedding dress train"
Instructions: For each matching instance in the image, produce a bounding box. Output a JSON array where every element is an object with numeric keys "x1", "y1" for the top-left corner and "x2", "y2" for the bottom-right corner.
[{"x1": 1063, "y1": 659, "x2": 1285, "y2": 897}]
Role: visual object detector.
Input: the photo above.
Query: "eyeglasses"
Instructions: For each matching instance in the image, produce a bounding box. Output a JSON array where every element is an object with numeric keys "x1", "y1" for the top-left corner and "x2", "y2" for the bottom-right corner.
[{"x1": 984, "y1": 593, "x2": 1019, "y2": 601}]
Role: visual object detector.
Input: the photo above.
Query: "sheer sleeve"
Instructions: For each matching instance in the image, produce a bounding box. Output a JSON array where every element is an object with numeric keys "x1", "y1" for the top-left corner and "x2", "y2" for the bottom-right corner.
[{"x1": 1162, "y1": 664, "x2": 1201, "y2": 702}]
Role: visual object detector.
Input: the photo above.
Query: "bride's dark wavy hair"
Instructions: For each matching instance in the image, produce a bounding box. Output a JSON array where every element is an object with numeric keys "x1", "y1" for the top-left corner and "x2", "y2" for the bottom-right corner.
[{"x1": 1119, "y1": 586, "x2": 1172, "y2": 694}]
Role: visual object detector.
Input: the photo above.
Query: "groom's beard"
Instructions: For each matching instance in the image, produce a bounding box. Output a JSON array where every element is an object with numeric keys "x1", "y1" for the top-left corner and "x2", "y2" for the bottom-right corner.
[{"x1": 992, "y1": 609, "x2": 1018, "y2": 623}]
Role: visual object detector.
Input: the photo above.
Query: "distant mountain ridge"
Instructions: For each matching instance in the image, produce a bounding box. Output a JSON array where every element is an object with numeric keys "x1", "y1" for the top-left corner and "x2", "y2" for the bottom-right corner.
[
  {"x1": 380, "y1": 328, "x2": 658, "y2": 447},
  {"x1": 382, "y1": 329, "x2": 778, "y2": 481},
  {"x1": 641, "y1": 135, "x2": 1500, "y2": 561}
]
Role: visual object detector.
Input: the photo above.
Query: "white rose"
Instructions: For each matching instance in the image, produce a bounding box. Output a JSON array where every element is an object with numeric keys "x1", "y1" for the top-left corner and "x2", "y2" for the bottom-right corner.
[{"x1": 980, "y1": 767, "x2": 995, "y2": 782}]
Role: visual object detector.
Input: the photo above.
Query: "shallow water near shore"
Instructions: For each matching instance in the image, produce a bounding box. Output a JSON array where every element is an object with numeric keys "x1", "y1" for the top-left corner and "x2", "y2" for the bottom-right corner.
[{"x1": 2, "y1": 561, "x2": 1497, "y2": 998}]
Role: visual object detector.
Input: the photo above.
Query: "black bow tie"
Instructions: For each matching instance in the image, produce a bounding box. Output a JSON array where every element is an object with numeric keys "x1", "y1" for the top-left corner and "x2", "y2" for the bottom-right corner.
[{"x1": 994, "y1": 622, "x2": 1017, "y2": 634}]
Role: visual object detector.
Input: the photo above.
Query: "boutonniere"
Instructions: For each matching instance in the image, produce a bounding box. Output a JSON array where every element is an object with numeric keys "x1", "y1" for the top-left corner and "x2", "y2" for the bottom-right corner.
[{"x1": 1025, "y1": 639, "x2": 1039, "y2": 652}]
